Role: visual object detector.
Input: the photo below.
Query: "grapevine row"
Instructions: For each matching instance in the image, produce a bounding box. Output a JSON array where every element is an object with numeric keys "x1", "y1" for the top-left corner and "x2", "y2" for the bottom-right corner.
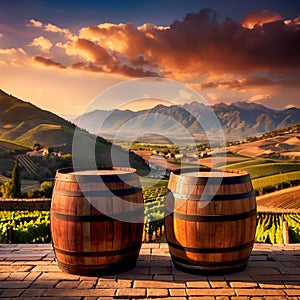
[{"x1": 0, "y1": 185, "x2": 299, "y2": 244}]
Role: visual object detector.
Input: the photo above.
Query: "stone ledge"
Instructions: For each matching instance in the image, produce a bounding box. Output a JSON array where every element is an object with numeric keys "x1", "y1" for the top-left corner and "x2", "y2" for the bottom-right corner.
[
  {"x1": 0, "y1": 243, "x2": 300, "y2": 299},
  {"x1": 0, "y1": 198, "x2": 51, "y2": 211}
]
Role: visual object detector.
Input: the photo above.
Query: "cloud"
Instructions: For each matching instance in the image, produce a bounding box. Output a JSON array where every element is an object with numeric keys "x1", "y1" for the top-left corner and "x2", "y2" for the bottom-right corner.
[
  {"x1": 13, "y1": 7, "x2": 295, "y2": 86},
  {"x1": 58, "y1": 35, "x2": 161, "y2": 77},
  {"x1": 0, "y1": 33, "x2": 3, "y2": 38},
  {"x1": 64, "y1": 38, "x2": 113, "y2": 63},
  {"x1": 29, "y1": 36, "x2": 52, "y2": 52},
  {"x1": 241, "y1": 10, "x2": 283, "y2": 29},
  {"x1": 27, "y1": 19, "x2": 73, "y2": 39},
  {"x1": 285, "y1": 104, "x2": 295, "y2": 109},
  {"x1": 249, "y1": 94, "x2": 271, "y2": 102},
  {"x1": 65, "y1": 8, "x2": 300, "y2": 79},
  {"x1": 27, "y1": 19, "x2": 43, "y2": 28},
  {"x1": 21, "y1": 8, "x2": 300, "y2": 85},
  {"x1": 197, "y1": 75, "x2": 282, "y2": 91},
  {"x1": 33, "y1": 56, "x2": 65, "y2": 69},
  {"x1": 44, "y1": 23, "x2": 72, "y2": 38},
  {"x1": 294, "y1": 15, "x2": 300, "y2": 25},
  {"x1": 0, "y1": 48, "x2": 27, "y2": 66},
  {"x1": 0, "y1": 48, "x2": 26, "y2": 55}
]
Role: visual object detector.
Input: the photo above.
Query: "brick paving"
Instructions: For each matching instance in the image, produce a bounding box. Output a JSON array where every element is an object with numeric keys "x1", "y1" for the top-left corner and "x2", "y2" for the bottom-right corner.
[{"x1": 0, "y1": 242, "x2": 300, "y2": 299}]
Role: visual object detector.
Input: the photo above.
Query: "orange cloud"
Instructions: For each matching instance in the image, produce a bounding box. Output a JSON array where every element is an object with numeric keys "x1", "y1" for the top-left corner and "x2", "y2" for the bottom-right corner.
[
  {"x1": 31, "y1": 8, "x2": 297, "y2": 82},
  {"x1": 0, "y1": 48, "x2": 27, "y2": 66},
  {"x1": 27, "y1": 19, "x2": 43, "y2": 28},
  {"x1": 69, "y1": 38, "x2": 112, "y2": 63},
  {"x1": 241, "y1": 10, "x2": 282, "y2": 29},
  {"x1": 0, "y1": 48, "x2": 25, "y2": 55},
  {"x1": 27, "y1": 19, "x2": 72, "y2": 39},
  {"x1": 195, "y1": 75, "x2": 291, "y2": 94},
  {"x1": 285, "y1": 104, "x2": 296, "y2": 108},
  {"x1": 33, "y1": 56, "x2": 65, "y2": 69},
  {"x1": 29, "y1": 36, "x2": 52, "y2": 52},
  {"x1": 294, "y1": 15, "x2": 300, "y2": 25},
  {"x1": 249, "y1": 94, "x2": 271, "y2": 102},
  {"x1": 12, "y1": 8, "x2": 298, "y2": 95},
  {"x1": 44, "y1": 23, "x2": 72, "y2": 38}
]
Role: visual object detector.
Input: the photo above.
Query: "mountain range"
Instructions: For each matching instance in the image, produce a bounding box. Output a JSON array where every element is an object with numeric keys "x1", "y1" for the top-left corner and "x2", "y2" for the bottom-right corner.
[{"x1": 72, "y1": 101, "x2": 300, "y2": 140}]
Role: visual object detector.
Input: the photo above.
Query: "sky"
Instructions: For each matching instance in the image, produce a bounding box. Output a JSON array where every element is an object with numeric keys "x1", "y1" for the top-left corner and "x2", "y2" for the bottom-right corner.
[{"x1": 0, "y1": 0, "x2": 300, "y2": 115}]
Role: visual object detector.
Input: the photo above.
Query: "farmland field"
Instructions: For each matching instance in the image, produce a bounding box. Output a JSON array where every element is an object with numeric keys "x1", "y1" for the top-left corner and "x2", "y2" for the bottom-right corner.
[
  {"x1": 256, "y1": 186, "x2": 300, "y2": 213},
  {"x1": 224, "y1": 158, "x2": 277, "y2": 169},
  {"x1": 252, "y1": 171, "x2": 300, "y2": 191}
]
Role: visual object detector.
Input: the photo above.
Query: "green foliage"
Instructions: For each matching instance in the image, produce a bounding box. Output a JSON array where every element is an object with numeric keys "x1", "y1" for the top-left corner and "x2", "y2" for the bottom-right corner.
[
  {"x1": 23, "y1": 154, "x2": 73, "y2": 180},
  {"x1": 256, "y1": 212, "x2": 300, "y2": 244},
  {"x1": 285, "y1": 214, "x2": 300, "y2": 243},
  {"x1": 140, "y1": 177, "x2": 168, "y2": 188},
  {"x1": 0, "y1": 211, "x2": 50, "y2": 243},
  {"x1": 242, "y1": 163, "x2": 300, "y2": 179},
  {"x1": 27, "y1": 181, "x2": 54, "y2": 198},
  {"x1": 33, "y1": 143, "x2": 41, "y2": 151},
  {"x1": 0, "y1": 180, "x2": 15, "y2": 198},
  {"x1": 0, "y1": 161, "x2": 21, "y2": 198},
  {"x1": 226, "y1": 159, "x2": 275, "y2": 170},
  {"x1": 253, "y1": 171, "x2": 300, "y2": 191},
  {"x1": 39, "y1": 181, "x2": 54, "y2": 198},
  {"x1": 27, "y1": 189, "x2": 43, "y2": 198},
  {"x1": 142, "y1": 184, "x2": 167, "y2": 242}
]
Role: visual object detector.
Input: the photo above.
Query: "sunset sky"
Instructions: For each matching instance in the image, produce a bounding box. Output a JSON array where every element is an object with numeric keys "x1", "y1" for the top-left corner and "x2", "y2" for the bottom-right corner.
[{"x1": 0, "y1": 0, "x2": 299, "y2": 115}]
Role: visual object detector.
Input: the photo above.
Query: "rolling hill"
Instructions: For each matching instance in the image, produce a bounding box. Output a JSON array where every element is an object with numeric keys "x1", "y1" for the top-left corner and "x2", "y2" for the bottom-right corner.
[
  {"x1": 72, "y1": 101, "x2": 300, "y2": 139},
  {"x1": 0, "y1": 89, "x2": 74, "y2": 148},
  {"x1": 228, "y1": 131, "x2": 300, "y2": 157},
  {"x1": 0, "y1": 89, "x2": 149, "y2": 173}
]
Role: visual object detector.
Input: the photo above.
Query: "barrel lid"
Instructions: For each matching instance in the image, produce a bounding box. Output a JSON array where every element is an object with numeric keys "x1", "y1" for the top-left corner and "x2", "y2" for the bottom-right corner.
[
  {"x1": 170, "y1": 167, "x2": 250, "y2": 184},
  {"x1": 55, "y1": 167, "x2": 137, "y2": 182},
  {"x1": 67, "y1": 170, "x2": 133, "y2": 176},
  {"x1": 181, "y1": 171, "x2": 242, "y2": 178}
]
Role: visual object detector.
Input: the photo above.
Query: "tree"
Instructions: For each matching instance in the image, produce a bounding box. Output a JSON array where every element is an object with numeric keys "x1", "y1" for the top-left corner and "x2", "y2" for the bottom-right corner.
[
  {"x1": 27, "y1": 188, "x2": 43, "y2": 198},
  {"x1": 27, "y1": 181, "x2": 54, "y2": 199},
  {"x1": 11, "y1": 161, "x2": 21, "y2": 198},
  {"x1": 1, "y1": 180, "x2": 15, "y2": 198},
  {"x1": 33, "y1": 143, "x2": 41, "y2": 151},
  {"x1": 39, "y1": 181, "x2": 54, "y2": 198},
  {"x1": 0, "y1": 161, "x2": 22, "y2": 198}
]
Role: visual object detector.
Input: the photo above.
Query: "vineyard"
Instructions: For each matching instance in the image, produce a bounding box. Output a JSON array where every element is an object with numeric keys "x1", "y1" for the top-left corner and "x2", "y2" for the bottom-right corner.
[
  {"x1": 256, "y1": 212, "x2": 300, "y2": 243},
  {"x1": 1, "y1": 184, "x2": 300, "y2": 244},
  {"x1": 0, "y1": 211, "x2": 50, "y2": 243}
]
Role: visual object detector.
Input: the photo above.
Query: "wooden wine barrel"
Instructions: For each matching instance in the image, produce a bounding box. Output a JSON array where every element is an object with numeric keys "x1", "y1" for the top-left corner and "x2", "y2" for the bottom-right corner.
[
  {"x1": 50, "y1": 167, "x2": 144, "y2": 275},
  {"x1": 165, "y1": 168, "x2": 257, "y2": 275}
]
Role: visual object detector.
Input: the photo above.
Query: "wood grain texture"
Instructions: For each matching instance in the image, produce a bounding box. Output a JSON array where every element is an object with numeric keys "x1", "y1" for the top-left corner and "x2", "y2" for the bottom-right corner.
[
  {"x1": 165, "y1": 168, "x2": 257, "y2": 275},
  {"x1": 50, "y1": 167, "x2": 144, "y2": 275}
]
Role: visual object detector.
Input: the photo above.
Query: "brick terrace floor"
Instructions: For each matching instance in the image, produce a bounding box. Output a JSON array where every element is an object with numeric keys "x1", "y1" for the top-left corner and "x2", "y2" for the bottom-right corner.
[{"x1": 0, "y1": 243, "x2": 300, "y2": 299}]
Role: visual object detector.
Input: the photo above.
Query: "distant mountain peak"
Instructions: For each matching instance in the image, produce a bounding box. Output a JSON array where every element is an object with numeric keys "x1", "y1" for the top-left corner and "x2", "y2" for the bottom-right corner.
[{"x1": 74, "y1": 100, "x2": 300, "y2": 140}]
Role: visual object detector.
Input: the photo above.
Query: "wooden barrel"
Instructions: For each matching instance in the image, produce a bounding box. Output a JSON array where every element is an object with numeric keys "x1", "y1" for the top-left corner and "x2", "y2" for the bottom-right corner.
[
  {"x1": 50, "y1": 167, "x2": 144, "y2": 275},
  {"x1": 165, "y1": 168, "x2": 257, "y2": 275}
]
